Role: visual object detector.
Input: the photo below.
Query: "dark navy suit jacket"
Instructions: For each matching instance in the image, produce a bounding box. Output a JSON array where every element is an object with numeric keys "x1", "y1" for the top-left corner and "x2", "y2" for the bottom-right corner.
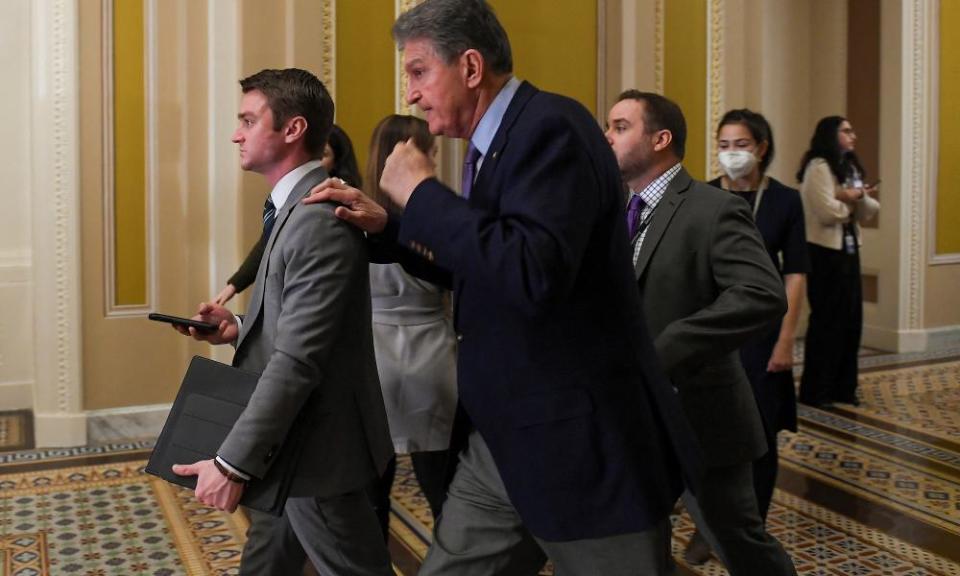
[{"x1": 377, "y1": 81, "x2": 701, "y2": 541}]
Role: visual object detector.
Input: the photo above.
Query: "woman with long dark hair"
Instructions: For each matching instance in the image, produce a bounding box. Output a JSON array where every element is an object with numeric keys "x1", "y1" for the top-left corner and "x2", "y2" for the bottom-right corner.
[
  {"x1": 365, "y1": 115, "x2": 457, "y2": 540},
  {"x1": 797, "y1": 116, "x2": 879, "y2": 407}
]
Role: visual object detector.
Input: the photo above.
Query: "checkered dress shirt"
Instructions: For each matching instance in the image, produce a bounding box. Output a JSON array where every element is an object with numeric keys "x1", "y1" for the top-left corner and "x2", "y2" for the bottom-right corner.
[{"x1": 630, "y1": 163, "x2": 681, "y2": 266}]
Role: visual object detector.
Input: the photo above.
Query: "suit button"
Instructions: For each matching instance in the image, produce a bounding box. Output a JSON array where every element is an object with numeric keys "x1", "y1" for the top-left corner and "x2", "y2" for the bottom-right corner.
[{"x1": 456, "y1": 334, "x2": 463, "y2": 342}]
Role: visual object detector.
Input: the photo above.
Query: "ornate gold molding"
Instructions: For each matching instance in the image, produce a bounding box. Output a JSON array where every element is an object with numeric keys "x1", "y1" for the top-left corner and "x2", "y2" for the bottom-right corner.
[
  {"x1": 904, "y1": 0, "x2": 930, "y2": 326},
  {"x1": 707, "y1": 0, "x2": 724, "y2": 178},
  {"x1": 321, "y1": 0, "x2": 336, "y2": 96},
  {"x1": 395, "y1": 0, "x2": 423, "y2": 114},
  {"x1": 654, "y1": 0, "x2": 664, "y2": 94}
]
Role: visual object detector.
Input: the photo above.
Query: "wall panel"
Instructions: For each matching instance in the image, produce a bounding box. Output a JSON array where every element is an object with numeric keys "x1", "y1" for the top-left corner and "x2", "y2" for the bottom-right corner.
[
  {"x1": 491, "y1": 0, "x2": 598, "y2": 116},
  {"x1": 936, "y1": 0, "x2": 960, "y2": 255},
  {"x1": 664, "y1": 0, "x2": 707, "y2": 179},
  {"x1": 112, "y1": 0, "x2": 148, "y2": 306},
  {"x1": 336, "y1": 0, "x2": 395, "y2": 176}
]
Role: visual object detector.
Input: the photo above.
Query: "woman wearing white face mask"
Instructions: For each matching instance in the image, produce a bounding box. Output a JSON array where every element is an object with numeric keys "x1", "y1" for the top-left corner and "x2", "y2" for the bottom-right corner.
[{"x1": 683, "y1": 109, "x2": 809, "y2": 566}]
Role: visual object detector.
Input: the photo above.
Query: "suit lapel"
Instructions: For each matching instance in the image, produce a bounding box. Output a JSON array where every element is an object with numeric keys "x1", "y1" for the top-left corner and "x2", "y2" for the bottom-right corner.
[
  {"x1": 236, "y1": 167, "x2": 327, "y2": 350},
  {"x1": 451, "y1": 81, "x2": 537, "y2": 324},
  {"x1": 470, "y1": 81, "x2": 537, "y2": 201},
  {"x1": 634, "y1": 168, "x2": 692, "y2": 280}
]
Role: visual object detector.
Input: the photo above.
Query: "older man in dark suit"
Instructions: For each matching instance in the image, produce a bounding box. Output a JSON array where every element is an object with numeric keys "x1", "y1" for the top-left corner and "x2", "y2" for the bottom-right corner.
[
  {"x1": 605, "y1": 90, "x2": 796, "y2": 575},
  {"x1": 307, "y1": 1, "x2": 700, "y2": 574}
]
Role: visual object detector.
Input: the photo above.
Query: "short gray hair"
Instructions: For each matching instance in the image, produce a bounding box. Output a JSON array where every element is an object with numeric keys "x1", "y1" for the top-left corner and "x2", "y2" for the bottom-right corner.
[{"x1": 392, "y1": 0, "x2": 513, "y2": 75}]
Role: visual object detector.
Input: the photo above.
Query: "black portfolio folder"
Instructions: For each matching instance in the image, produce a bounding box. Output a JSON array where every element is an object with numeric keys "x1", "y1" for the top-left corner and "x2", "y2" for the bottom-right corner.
[{"x1": 145, "y1": 355, "x2": 301, "y2": 515}]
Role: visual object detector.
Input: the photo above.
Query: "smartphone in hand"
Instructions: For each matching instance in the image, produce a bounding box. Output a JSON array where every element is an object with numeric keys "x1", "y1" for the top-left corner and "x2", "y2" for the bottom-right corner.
[{"x1": 148, "y1": 313, "x2": 218, "y2": 333}]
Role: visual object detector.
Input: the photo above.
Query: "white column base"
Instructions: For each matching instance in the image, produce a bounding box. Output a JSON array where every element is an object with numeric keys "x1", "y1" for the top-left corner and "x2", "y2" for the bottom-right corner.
[{"x1": 863, "y1": 323, "x2": 960, "y2": 353}]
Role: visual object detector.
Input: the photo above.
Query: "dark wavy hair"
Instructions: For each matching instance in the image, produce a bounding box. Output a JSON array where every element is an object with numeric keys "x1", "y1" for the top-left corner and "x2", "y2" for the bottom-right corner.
[
  {"x1": 796, "y1": 115, "x2": 865, "y2": 183},
  {"x1": 326, "y1": 124, "x2": 362, "y2": 188},
  {"x1": 366, "y1": 115, "x2": 435, "y2": 214},
  {"x1": 717, "y1": 108, "x2": 775, "y2": 175},
  {"x1": 239, "y1": 68, "x2": 333, "y2": 157}
]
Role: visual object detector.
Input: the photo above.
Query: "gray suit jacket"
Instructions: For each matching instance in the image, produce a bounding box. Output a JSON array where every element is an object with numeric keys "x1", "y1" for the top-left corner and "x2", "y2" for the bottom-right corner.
[
  {"x1": 634, "y1": 168, "x2": 786, "y2": 468},
  {"x1": 220, "y1": 167, "x2": 394, "y2": 498}
]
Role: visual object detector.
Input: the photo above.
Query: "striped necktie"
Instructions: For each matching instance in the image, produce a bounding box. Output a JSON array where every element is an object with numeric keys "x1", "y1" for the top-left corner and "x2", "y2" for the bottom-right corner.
[{"x1": 262, "y1": 196, "x2": 277, "y2": 240}]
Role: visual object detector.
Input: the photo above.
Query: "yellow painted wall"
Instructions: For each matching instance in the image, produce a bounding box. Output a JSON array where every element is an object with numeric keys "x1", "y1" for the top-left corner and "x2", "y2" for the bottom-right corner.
[
  {"x1": 664, "y1": 0, "x2": 707, "y2": 179},
  {"x1": 937, "y1": 0, "x2": 960, "y2": 255},
  {"x1": 336, "y1": 0, "x2": 396, "y2": 176},
  {"x1": 113, "y1": 0, "x2": 147, "y2": 305},
  {"x1": 490, "y1": 0, "x2": 597, "y2": 115}
]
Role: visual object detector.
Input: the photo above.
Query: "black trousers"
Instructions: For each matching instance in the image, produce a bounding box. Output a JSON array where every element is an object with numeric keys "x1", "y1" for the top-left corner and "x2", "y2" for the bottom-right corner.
[
  {"x1": 753, "y1": 428, "x2": 779, "y2": 521},
  {"x1": 800, "y1": 242, "x2": 863, "y2": 406},
  {"x1": 370, "y1": 449, "x2": 450, "y2": 541}
]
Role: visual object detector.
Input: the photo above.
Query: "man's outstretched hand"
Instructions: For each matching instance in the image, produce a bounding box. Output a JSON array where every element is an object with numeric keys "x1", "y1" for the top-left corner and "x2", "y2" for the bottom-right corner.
[{"x1": 303, "y1": 177, "x2": 388, "y2": 234}]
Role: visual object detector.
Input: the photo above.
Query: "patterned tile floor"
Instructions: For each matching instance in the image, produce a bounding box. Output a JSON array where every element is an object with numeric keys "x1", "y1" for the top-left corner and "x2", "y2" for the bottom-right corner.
[
  {"x1": 2, "y1": 351, "x2": 959, "y2": 575},
  {"x1": 0, "y1": 459, "x2": 248, "y2": 575}
]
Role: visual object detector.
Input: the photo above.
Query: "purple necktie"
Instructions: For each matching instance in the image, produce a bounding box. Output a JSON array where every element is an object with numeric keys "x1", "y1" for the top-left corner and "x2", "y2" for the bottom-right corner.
[
  {"x1": 626, "y1": 194, "x2": 646, "y2": 240},
  {"x1": 461, "y1": 142, "x2": 482, "y2": 199}
]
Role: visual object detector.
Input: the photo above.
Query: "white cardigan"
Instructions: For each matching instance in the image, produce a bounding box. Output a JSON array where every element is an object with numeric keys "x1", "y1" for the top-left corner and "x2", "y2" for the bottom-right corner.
[{"x1": 800, "y1": 158, "x2": 880, "y2": 250}]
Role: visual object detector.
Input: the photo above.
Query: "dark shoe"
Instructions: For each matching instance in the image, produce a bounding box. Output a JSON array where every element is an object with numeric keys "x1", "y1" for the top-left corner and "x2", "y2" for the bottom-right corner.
[
  {"x1": 836, "y1": 395, "x2": 861, "y2": 407},
  {"x1": 683, "y1": 529, "x2": 713, "y2": 565}
]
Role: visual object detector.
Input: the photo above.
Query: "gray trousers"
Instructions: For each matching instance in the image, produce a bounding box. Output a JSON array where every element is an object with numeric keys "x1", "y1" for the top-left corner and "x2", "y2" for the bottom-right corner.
[
  {"x1": 682, "y1": 462, "x2": 797, "y2": 576},
  {"x1": 419, "y1": 431, "x2": 676, "y2": 576},
  {"x1": 240, "y1": 490, "x2": 393, "y2": 576}
]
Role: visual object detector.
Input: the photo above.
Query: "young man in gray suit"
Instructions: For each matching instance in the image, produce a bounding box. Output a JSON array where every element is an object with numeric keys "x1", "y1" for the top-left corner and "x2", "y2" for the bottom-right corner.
[
  {"x1": 172, "y1": 68, "x2": 394, "y2": 576},
  {"x1": 605, "y1": 91, "x2": 797, "y2": 576}
]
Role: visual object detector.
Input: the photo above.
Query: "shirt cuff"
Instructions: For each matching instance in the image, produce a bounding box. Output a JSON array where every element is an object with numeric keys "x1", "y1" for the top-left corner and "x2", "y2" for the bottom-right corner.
[{"x1": 215, "y1": 455, "x2": 251, "y2": 481}]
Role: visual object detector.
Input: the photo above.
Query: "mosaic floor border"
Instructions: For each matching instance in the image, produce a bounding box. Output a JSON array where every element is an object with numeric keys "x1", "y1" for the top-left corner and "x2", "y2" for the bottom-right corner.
[
  {"x1": 799, "y1": 405, "x2": 960, "y2": 471},
  {"x1": 780, "y1": 427, "x2": 960, "y2": 535},
  {"x1": 673, "y1": 489, "x2": 960, "y2": 576},
  {"x1": 835, "y1": 360, "x2": 960, "y2": 446},
  {"x1": 0, "y1": 440, "x2": 156, "y2": 467}
]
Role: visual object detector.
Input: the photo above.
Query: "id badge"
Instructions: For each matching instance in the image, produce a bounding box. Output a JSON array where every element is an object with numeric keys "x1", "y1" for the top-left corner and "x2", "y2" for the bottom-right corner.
[{"x1": 844, "y1": 232, "x2": 856, "y2": 255}]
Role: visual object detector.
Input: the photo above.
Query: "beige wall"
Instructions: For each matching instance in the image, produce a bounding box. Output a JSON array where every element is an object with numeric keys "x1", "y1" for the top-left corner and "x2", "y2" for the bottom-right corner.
[
  {"x1": 722, "y1": 0, "x2": 847, "y2": 185},
  {"x1": 0, "y1": 0, "x2": 35, "y2": 409}
]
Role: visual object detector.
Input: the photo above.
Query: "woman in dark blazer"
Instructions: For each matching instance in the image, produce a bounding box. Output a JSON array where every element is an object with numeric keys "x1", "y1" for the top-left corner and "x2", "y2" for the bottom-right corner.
[{"x1": 685, "y1": 109, "x2": 808, "y2": 564}]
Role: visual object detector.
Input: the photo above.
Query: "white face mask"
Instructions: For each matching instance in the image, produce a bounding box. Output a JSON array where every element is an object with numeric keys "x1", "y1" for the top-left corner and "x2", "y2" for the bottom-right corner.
[{"x1": 718, "y1": 150, "x2": 758, "y2": 181}]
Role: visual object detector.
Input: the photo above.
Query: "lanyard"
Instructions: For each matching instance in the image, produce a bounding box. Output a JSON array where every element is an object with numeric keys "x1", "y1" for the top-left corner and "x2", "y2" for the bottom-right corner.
[{"x1": 722, "y1": 176, "x2": 767, "y2": 216}]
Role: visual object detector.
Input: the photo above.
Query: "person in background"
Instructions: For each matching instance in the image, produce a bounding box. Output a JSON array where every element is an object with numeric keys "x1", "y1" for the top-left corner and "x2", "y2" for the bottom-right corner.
[
  {"x1": 364, "y1": 114, "x2": 457, "y2": 539},
  {"x1": 681, "y1": 108, "x2": 809, "y2": 565},
  {"x1": 213, "y1": 124, "x2": 362, "y2": 306},
  {"x1": 605, "y1": 91, "x2": 795, "y2": 576},
  {"x1": 797, "y1": 116, "x2": 879, "y2": 408},
  {"x1": 321, "y1": 124, "x2": 363, "y2": 185}
]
